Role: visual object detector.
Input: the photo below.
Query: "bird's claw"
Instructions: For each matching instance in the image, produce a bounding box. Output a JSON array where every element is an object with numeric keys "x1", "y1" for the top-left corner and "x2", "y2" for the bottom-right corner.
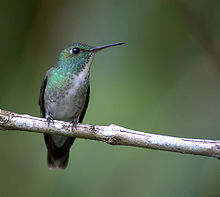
[
  {"x1": 68, "y1": 117, "x2": 78, "y2": 131},
  {"x1": 46, "y1": 113, "x2": 54, "y2": 126}
]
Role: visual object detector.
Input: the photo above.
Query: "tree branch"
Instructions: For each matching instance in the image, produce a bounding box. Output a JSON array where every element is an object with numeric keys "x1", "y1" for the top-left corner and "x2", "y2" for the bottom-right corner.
[{"x1": 0, "y1": 109, "x2": 220, "y2": 159}]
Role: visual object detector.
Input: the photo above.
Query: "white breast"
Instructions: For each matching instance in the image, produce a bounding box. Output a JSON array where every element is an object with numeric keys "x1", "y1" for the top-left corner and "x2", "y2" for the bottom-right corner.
[{"x1": 46, "y1": 54, "x2": 94, "y2": 122}]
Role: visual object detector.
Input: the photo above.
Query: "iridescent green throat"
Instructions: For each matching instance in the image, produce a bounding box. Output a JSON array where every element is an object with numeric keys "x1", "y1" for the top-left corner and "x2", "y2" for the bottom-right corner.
[
  {"x1": 47, "y1": 53, "x2": 93, "y2": 93},
  {"x1": 57, "y1": 51, "x2": 93, "y2": 76}
]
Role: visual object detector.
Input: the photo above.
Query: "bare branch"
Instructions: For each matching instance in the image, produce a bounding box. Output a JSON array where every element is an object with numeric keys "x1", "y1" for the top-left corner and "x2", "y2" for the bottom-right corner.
[{"x1": 0, "y1": 109, "x2": 220, "y2": 159}]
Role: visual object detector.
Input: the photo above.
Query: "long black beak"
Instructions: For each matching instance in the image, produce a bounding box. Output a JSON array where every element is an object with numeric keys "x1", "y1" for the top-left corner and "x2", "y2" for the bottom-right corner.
[{"x1": 89, "y1": 42, "x2": 125, "y2": 52}]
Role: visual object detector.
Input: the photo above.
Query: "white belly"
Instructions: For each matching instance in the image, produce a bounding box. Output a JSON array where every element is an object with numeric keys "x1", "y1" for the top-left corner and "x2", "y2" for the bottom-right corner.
[{"x1": 45, "y1": 72, "x2": 89, "y2": 122}]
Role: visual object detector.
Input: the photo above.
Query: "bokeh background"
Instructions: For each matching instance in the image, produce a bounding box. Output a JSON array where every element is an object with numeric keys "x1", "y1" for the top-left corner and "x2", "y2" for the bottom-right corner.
[{"x1": 0, "y1": 0, "x2": 220, "y2": 196}]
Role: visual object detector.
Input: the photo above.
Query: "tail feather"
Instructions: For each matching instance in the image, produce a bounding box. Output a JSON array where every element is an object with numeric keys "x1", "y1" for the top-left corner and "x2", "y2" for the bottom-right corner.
[
  {"x1": 44, "y1": 134, "x2": 75, "y2": 169},
  {"x1": 47, "y1": 151, "x2": 70, "y2": 169}
]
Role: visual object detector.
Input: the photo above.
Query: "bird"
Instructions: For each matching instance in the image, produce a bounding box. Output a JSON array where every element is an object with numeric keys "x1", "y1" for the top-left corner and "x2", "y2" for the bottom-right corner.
[{"x1": 38, "y1": 42, "x2": 125, "y2": 169}]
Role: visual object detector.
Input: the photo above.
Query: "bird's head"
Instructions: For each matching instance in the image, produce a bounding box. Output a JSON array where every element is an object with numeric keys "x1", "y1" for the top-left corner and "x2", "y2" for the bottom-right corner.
[{"x1": 58, "y1": 42, "x2": 124, "y2": 75}]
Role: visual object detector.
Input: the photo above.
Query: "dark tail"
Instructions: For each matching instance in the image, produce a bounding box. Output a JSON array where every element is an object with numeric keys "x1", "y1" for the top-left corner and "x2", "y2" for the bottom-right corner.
[{"x1": 44, "y1": 134, "x2": 75, "y2": 169}]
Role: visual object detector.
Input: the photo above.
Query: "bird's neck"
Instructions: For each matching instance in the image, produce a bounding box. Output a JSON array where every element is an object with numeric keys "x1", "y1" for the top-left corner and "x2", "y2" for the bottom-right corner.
[
  {"x1": 57, "y1": 54, "x2": 94, "y2": 76},
  {"x1": 48, "y1": 55, "x2": 95, "y2": 89}
]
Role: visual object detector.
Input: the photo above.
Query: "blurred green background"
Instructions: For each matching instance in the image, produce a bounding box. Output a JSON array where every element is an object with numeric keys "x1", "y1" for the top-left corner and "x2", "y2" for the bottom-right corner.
[{"x1": 0, "y1": 0, "x2": 220, "y2": 196}]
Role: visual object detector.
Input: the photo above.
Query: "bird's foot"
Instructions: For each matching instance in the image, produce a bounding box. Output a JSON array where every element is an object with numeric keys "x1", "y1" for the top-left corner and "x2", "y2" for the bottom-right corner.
[
  {"x1": 46, "y1": 113, "x2": 54, "y2": 126},
  {"x1": 68, "y1": 117, "x2": 78, "y2": 131}
]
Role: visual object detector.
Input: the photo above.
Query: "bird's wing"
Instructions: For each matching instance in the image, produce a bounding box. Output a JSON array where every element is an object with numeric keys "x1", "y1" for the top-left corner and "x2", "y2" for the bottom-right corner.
[
  {"x1": 38, "y1": 69, "x2": 51, "y2": 118},
  {"x1": 78, "y1": 85, "x2": 90, "y2": 123}
]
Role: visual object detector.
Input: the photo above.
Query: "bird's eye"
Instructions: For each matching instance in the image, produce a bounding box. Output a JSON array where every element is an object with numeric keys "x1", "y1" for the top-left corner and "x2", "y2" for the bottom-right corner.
[{"x1": 70, "y1": 47, "x2": 80, "y2": 55}]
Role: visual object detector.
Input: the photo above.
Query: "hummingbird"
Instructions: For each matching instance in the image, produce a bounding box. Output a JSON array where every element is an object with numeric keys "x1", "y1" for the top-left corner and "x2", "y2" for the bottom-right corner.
[{"x1": 38, "y1": 42, "x2": 124, "y2": 169}]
